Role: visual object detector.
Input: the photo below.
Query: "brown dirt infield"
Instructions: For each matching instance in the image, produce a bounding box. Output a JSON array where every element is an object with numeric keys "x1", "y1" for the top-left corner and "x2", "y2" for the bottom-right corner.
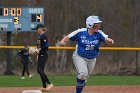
[{"x1": 0, "y1": 86, "x2": 140, "y2": 93}]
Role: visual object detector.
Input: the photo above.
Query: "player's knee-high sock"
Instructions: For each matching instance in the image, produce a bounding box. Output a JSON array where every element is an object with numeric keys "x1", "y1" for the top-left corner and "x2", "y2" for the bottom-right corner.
[
  {"x1": 75, "y1": 78, "x2": 86, "y2": 93},
  {"x1": 45, "y1": 74, "x2": 51, "y2": 84},
  {"x1": 22, "y1": 65, "x2": 26, "y2": 76}
]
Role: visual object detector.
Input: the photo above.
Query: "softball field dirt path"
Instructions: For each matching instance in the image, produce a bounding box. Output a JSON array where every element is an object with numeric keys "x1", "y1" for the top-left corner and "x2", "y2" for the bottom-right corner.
[{"x1": 0, "y1": 86, "x2": 140, "y2": 93}]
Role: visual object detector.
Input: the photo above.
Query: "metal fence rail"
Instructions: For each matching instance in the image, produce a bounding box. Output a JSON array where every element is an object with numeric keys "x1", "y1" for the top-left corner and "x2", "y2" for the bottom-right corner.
[
  {"x1": 1, "y1": 46, "x2": 140, "y2": 50},
  {"x1": 0, "y1": 46, "x2": 140, "y2": 75}
]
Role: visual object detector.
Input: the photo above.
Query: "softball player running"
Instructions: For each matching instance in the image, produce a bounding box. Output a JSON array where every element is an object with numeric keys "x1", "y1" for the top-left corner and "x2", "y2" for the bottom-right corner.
[
  {"x1": 60, "y1": 15, "x2": 114, "y2": 93},
  {"x1": 34, "y1": 24, "x2": 53, "y2": 92}
]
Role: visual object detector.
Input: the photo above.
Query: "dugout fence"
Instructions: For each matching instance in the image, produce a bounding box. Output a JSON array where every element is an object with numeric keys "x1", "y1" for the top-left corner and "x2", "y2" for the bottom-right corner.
[{"x1": 0, "y1": 46, "x2": 140, "y2": 75}]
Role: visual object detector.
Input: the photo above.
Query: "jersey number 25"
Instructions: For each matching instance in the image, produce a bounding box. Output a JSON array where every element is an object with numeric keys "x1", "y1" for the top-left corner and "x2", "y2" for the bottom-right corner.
[{"x1": 85, "y1": 45, "x2": 95, "y2": 50}]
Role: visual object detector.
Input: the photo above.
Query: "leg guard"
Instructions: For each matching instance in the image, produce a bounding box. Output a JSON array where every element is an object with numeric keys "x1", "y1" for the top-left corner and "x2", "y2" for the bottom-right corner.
[{"x1": 75, "y1": 78, "x2": 86, "y2": 93}]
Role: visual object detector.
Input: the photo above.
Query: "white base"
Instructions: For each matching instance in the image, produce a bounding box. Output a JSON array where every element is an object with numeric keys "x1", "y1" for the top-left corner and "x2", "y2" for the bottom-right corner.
[{"x1": 22, "y1": 90, "x2": 42, "y2": 93}]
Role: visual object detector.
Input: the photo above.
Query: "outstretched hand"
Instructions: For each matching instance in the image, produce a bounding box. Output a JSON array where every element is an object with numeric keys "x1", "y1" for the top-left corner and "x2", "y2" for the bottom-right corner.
[
  {"x1": 105, "y1": 38, "x2": 114, "y2": 45},
  {"x1": 59, "y1": 41, "x2": 66, "y2": 46},
  {"x1": 59, "y1": 35, "x2": 69, "y2": 46}
]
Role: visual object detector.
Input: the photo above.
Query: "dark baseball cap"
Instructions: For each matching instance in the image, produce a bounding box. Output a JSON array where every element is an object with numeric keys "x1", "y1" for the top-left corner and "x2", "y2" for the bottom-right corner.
[{"x1": 34, "y1": 24, "x2": 45, "y2": 30}]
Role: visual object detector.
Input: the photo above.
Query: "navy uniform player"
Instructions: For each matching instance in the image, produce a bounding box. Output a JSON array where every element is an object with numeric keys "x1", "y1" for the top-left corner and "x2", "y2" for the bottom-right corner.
[
  {"x1": 34, "y1": 24, "x2": 53, "y2": 92},
  {"x1": 60, "y1": 15, "x2": 114, "y2": 93},
  {"x1": 18, "y1": 45, "x2": 33, "y2": 79}
]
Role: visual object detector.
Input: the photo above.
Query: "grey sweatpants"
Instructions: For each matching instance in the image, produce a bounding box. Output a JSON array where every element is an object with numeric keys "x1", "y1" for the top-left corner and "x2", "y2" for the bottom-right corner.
[{"x1": 72, "y1": 51, "x2": 96, "y2": 79}]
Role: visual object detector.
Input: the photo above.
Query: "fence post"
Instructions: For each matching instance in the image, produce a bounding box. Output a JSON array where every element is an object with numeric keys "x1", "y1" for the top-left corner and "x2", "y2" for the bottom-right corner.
[
  {"x1": 136, "y1": 50, "x2": 139, "y2": 75},
  {"x1": 3, "y1": 32, "x2": 14, "y2": 75}
]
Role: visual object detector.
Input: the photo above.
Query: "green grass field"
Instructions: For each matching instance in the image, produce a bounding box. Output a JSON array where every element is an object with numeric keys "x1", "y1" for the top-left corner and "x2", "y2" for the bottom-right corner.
[{"x1": 0, "y1": 75, "x2": 140, "y2": 87}]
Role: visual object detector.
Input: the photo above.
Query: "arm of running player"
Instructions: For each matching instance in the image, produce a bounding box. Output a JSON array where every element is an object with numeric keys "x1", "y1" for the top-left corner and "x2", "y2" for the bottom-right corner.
[
  {"x1": 105, "y1": 38, "x2": 114, "y2": 45},
  {"x1": 99, "y1": 30, "x2": 114, "y2": 45},
  {"x1": 60, "y1": 28, "x2": 81, "y2": 46},
  {"x1": 60, "y1": 35, "x2": 70, "y2": 46}
]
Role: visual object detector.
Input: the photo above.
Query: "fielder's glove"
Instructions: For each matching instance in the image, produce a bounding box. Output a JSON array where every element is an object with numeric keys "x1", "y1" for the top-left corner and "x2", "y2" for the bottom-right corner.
[{"x1": 29, "y1": 47, "x2": 40, "y2": 55}]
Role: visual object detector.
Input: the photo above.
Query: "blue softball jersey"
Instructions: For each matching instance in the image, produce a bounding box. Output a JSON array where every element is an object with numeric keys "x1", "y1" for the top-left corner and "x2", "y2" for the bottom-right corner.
[{"x1": 68, "y1": 28, "x2": 108, "y2": 59}]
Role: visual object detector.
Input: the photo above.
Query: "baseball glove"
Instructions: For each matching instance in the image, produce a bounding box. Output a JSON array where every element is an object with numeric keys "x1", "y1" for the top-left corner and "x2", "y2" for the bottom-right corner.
[{"x1": 29, "y1": 47, "x2": 39, "y2": 55}]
